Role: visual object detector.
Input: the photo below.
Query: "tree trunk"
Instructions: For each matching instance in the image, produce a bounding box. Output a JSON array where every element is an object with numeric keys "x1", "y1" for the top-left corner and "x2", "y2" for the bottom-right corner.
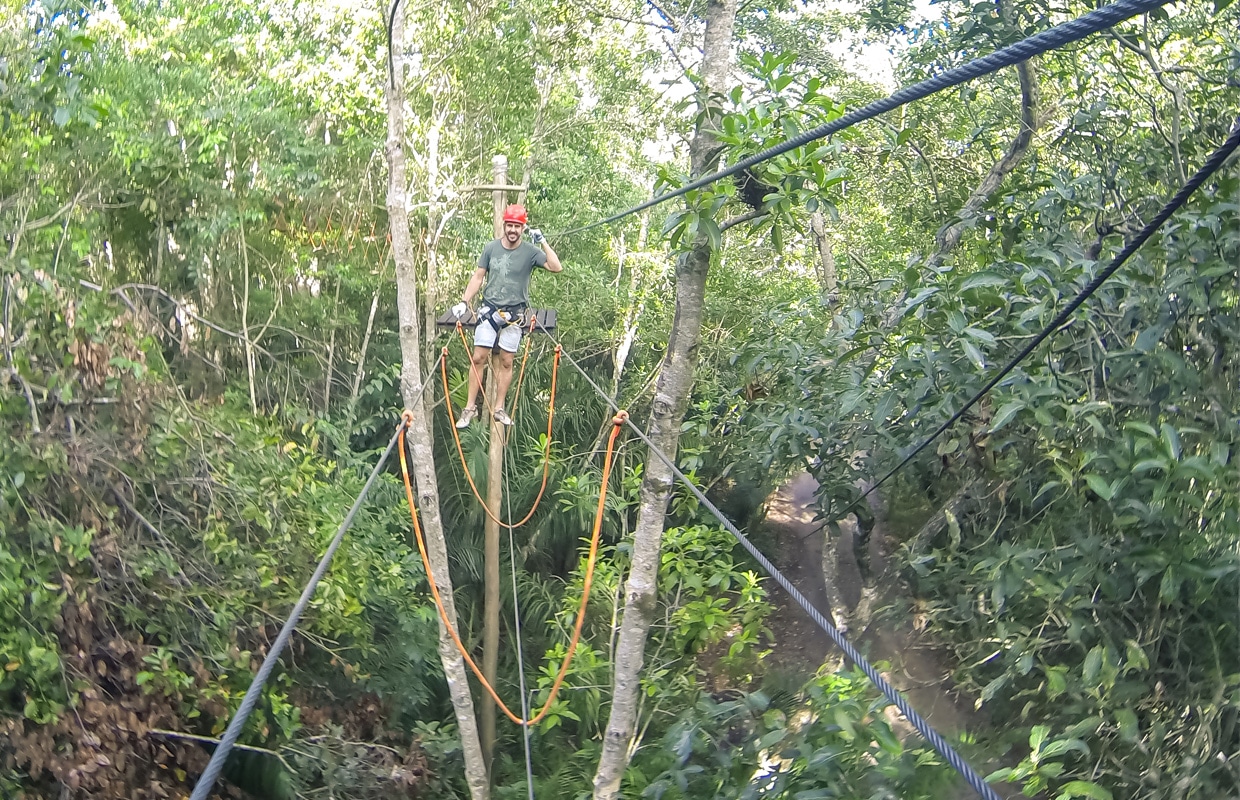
[
  {"x1": 239, "y1": 215, "x2": 258, "y2": 415},
  {"x1": 385, "y1": 9, "x2": 489, "y2": 800},
  {"x1": 591, "y1": 2, "x2": 737, "y2": 797}
]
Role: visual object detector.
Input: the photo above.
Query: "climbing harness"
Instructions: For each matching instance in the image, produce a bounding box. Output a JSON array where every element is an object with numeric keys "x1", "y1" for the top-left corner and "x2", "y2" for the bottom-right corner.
[
  {"x1": 477, "y1": 303, "x2": 529, "y2": 334},
  {"x1": 399, "y1": 407, "x2": 628, "y2": 726}
]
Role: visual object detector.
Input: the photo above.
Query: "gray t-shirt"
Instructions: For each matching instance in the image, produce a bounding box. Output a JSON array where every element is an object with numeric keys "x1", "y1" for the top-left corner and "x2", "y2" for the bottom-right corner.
[{"x1": 478, "y1": 240, "x2": 548, "y2": 309}]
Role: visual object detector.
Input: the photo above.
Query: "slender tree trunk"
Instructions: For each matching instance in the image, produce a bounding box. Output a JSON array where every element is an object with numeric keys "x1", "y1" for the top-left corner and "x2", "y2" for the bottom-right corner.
[
  {"x1": 610, "y1": 214, "x2": 649, "y2": 400},
  {"x1": 929, "y1": 60, "x2": 1038, "y2": 269},
  {"x1": 239, "y1": 215, "x2": 258, "y2": 415},
  {"x1": 591, "y1": 2, "x2": 737, "y2": 797},
  {"x1": 385, "y1": 9, "x2": 489, "y2": 799},
  {"x1": 350, "y1": 290, "x2": 380, "y2": 405},
  {"x1": 324, "y1": 276, "x2": 341, "y2": 413}
]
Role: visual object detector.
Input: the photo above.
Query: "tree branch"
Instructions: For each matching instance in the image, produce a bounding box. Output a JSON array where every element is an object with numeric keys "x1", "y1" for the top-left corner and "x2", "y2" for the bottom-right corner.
[{"x1": 928, "y1": 59, "x2": 1039, "y2": 269}]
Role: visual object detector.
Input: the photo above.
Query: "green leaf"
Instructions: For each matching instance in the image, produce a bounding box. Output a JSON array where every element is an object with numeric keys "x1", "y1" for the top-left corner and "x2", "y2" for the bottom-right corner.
[
  {"x1": 963, "y1": 340, "x2": 986, "y2": 370},
  {"x1": 1133, "y1": 325, "x2": 1166, "y2": 353},
  {"x1": 960, "y1": 271, "x2": 1008, "y2": 290},
  {"x1": 1056, "y1": 780, "x2": 1113, "y2": 800},
  {"x1": 1159, "y1": 566, "x2": 1181, "y2": 603},
  {"x1": 1082, "y1": 646, "x2": 1103, "y2": 684},
  {"x1": 964, "y1": 326, "x2": 996, "y2": 344},
  {"x1": 1160, "y1": 423, "x2": 1181, "y2": 460},
  {"x1": 1045, "y1": 667, "x2": 1067, "y2": 699},
  {"x1": 1124, "y1": 641, "x2": 1149, "y2": 672},
  {"x1": 1113, "y1": 708, "x2": 1139, "y2": 742},
  {"x1": 1083, "y1": 474, "x2": 1113, "y2": 501},
  {"x1": 989, "y1": 401, "x2": 1025, "y2": 433}
]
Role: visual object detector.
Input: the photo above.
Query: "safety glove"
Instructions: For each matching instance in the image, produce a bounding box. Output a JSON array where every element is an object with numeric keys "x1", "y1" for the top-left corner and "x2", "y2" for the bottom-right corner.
[
  {"x1": 451, "y1": 301, "x2": 469, "y2": 319},
  {"x1": 529, "y1": 228, "x2": 545, "y2": 245}
]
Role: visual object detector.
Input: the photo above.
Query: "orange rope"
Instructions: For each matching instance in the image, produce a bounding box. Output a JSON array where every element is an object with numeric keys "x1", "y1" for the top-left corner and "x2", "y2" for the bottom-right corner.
[
  {"x1": 397, "y1": 409, "x2": 627, "y2": 726},
  {"x1": 441, "y1": 340, "x2": 561, "y2": 530},
  {"x1": 454, "y1": 321, "x2": 499, "y2": 416}
]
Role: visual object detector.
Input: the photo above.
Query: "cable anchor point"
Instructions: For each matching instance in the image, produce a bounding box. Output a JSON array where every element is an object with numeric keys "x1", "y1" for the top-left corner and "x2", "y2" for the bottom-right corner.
[
  {"x1": 400, "y1": 409, "x2": 415, "y2": 427},
  {"x1": 612, "y1": 410, "x2": 629, "y2": 426}
]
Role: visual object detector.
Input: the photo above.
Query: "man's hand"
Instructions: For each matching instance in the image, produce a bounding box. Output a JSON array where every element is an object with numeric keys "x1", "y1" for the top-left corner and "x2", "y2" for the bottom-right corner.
[
  {"x1": 529, "y1": 228, "x2": 546, "y2": 245},
  {"x1": 451, "y1": 301, "x2": 469, "y2": 319}
]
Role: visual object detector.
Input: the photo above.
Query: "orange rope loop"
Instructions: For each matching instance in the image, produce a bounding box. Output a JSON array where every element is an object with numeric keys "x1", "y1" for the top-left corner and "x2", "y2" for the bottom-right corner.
[
  {"x1": 443, "y1": 333, "x2": 559, "y2": 530},
  {"x1": 398, "y1": 412, "x2": 625, "y2": 726}
]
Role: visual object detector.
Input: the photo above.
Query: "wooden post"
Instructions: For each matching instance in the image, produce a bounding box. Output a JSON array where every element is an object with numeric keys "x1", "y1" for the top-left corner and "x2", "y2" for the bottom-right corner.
[{"x1": 480, "y1": 153, "x2": 508, "y2": 772}]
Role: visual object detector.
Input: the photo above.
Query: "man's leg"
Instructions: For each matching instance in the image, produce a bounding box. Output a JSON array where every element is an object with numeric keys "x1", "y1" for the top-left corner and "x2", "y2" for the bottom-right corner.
[
  {"x1": 492, "y1": 349, "x2": 517, "y2": 412},
  {"x1": 464, "y1": 345, "x2": 491, "y2": 410}
]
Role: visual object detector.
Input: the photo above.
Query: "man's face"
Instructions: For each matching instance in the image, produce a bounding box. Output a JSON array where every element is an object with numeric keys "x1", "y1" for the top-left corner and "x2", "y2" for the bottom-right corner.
[{"x1": 503, "y1": 221, "x2": 523, "y2": 244}]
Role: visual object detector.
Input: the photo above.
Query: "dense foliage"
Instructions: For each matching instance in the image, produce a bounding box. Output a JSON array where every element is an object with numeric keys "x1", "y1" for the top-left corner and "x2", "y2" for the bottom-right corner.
[{"x1": 2, "y1": 0, "x2": 1237, "y2": 798}]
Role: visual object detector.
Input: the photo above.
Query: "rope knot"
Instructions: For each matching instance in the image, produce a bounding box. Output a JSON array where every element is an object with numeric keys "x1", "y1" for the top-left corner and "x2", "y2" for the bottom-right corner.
[
  {"x1": 400, "y1": 409, "x2": 415, "y2": 426},
  {"x1": 612, "y1": 410, "x2": 629, "y2": 426}
]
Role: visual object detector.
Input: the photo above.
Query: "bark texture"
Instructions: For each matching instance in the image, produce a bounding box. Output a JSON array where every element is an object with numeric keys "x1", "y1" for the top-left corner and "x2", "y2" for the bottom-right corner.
[
  {"x1": 591, "y1": 2, "x2": 737, "y2": 797},
  {"x1": 384, "y1": 9, "x2": 489, "y2": 800}
]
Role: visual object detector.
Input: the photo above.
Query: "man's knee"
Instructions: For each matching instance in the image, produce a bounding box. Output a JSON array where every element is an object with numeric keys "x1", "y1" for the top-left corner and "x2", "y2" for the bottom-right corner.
[{"x1": 471, "y1": 347, "x2": 491, "y2": 367}]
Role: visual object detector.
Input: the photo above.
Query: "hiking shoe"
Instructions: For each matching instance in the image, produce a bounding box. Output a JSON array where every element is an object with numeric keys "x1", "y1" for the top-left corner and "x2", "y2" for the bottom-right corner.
[
  {"x1": 456, "y1": 406, "x2": 477, "y2": 429},
  {"x1": 493, "y1": 408, "x2": 513, "y2": 427}
]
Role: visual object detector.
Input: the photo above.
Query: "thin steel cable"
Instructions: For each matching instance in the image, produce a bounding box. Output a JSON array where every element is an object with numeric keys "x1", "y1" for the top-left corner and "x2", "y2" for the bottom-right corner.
[
  {"x1": 504, "y1": 444, "x2": 537, "y2": 800},
  {"x1": 853, "y1": 116, "x2": 1240, "y2": 510},
  {"x1": 534, "y1": 321, "x2": 1001, "y2": 800},
  {"x1": 552, "y1": 0, "x2": 1173, "y2": 238},
  {"x1": 189, "y1": 356, "x2": 441, "y2": 800}
]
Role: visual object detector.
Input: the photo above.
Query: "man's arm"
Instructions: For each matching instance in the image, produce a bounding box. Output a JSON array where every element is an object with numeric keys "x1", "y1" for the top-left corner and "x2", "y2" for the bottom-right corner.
[
  {"x1": 539, "y1": 240, "x2": 562, "y2": 273},
  {"x1": 529, "y1": 228, "x2": 562, "y2": 273},
  {"x1": 462, "y1": 267, "x2": 487, "y2": 304}
]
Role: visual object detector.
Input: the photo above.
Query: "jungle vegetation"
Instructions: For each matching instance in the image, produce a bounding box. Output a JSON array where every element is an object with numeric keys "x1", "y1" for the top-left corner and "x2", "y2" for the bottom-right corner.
[{"x1": 1, "y1": 0, "x2": 1237, "y2": 798}]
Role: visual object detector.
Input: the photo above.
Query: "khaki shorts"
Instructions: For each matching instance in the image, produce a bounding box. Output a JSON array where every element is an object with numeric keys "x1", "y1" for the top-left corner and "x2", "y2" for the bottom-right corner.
[{"x1": 473, "y1": 306, "x2": 524, "y2": 353}]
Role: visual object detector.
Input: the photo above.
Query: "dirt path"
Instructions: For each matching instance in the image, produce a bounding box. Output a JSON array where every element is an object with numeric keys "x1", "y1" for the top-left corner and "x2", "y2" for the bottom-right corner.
[
  {"x1": 761, "y1": 472, "x2": 837, "y2": 678},
  {"x1": 760, "y1": 473, "x2": 982, "y2": 738}
]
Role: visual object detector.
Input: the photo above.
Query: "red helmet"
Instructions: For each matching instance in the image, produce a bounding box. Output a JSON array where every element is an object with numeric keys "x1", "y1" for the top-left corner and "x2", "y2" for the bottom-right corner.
[{"x1": 502, "y1": 204, "x2": 528, "y2": 225}]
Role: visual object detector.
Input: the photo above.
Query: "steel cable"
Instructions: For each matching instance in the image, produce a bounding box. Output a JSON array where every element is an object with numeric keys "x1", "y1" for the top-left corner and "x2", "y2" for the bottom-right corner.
[
  {"x1": 534, "y1": 321, "x2": 1002, "y2": 799},
  {"x1": 189, "y1": 355, "x2": 442, "y2": 800},
  {"x1": 854, "y1": 115, "x2": 1240, "y2": 509},
  {"x1": 552, "y1": 0, "x2": 1175, "y2": 238}
]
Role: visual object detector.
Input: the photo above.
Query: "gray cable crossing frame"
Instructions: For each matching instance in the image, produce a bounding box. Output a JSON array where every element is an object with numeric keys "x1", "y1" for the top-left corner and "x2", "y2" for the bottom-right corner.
[
  {"x1": 536, "y1": 322, "x2": 1003, "y2": 799},
  {"x1": 188, "y1": 1, "x2": 1221, "y2": 796},
  {"x1": 189, "y1": 358, "x2": 442, "y2": 800}
]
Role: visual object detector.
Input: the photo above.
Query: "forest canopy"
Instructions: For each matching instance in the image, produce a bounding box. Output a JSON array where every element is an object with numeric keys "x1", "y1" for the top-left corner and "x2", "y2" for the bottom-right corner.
[{"x1": 1, "y1": 0, "x2": 1238, "y2": 798}]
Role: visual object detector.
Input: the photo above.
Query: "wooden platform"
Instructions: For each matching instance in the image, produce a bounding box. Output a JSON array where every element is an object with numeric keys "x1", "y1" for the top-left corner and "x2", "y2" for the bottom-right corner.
[{"x1": 435, "y1": 308, "x2": 557, "y2": 332}]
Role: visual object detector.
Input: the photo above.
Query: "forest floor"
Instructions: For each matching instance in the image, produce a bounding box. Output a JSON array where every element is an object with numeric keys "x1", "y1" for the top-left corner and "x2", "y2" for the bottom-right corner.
[{"x1": 759, "y1": 472, "x2": 985, "y2": 742}]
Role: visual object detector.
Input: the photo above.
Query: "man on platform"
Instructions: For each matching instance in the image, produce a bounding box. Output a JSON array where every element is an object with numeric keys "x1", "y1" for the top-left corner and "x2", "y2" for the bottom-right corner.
[{"x1": 451, "y1": 204, "x2": 562, "y2": 427}]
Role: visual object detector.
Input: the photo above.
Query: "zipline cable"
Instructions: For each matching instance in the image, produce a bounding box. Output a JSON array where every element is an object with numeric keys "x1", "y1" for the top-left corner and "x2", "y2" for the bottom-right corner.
[
  {"x1": 533, "y1": 321, "x2": 1002, "y2": 800},
  {"x1": 399, "y1": 409, "x2": 628, "y2": 726},
  {"x1": 552, "y1": 0, "x2": 1175, "y2": 238},
  {"x1": 189, "y1": 355, "x2": 443, "y2": 800},
  {"x1": 852, "y1": 115, "x2": 1240, "y2": 511}
]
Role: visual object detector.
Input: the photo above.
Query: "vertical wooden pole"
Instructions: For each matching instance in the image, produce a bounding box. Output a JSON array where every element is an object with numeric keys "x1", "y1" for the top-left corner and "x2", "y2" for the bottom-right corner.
[{"x1": 480, "y1": 154, "x2": 508, "y2": 772}]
